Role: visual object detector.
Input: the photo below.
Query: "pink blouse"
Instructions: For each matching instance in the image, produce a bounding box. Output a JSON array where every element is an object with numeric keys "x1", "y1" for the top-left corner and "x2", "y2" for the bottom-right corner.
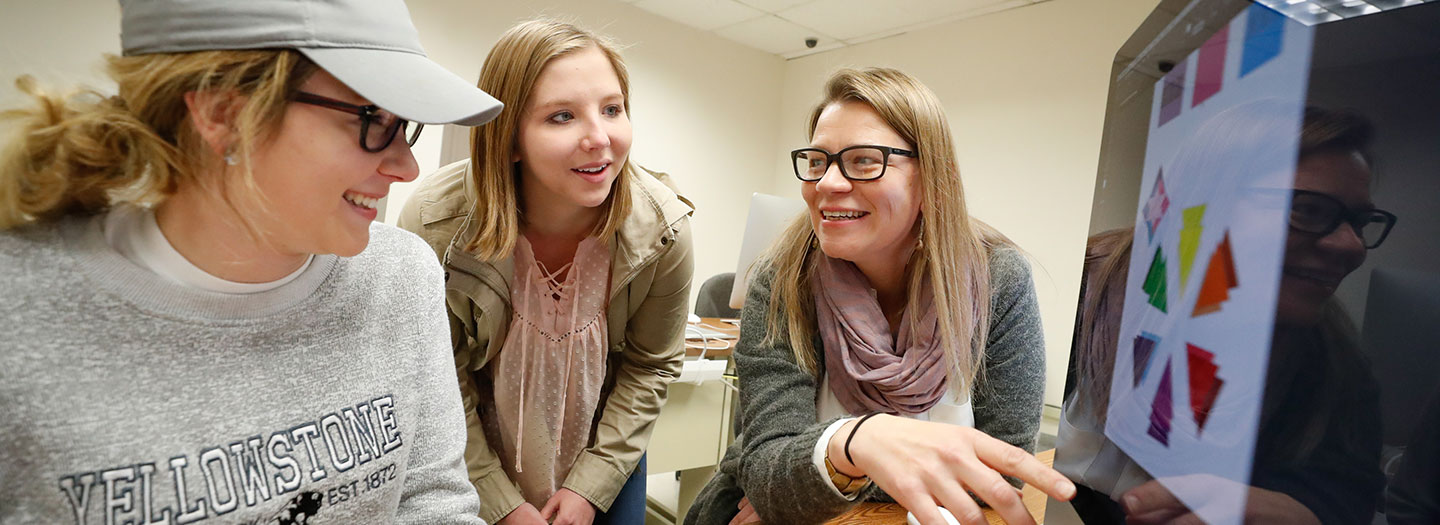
[{"x1": 486, "y1": 235, "x2": 611, "y2": 506}]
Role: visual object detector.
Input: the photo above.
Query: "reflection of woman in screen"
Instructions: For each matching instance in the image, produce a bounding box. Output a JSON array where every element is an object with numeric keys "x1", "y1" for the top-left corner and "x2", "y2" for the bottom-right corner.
[
  {"x1": 1059, "y1": 107, "x2": 1392, "y2": 524},
  {"x1": 1054, "y1": 229, "x2": 1144, "y2": 523}
]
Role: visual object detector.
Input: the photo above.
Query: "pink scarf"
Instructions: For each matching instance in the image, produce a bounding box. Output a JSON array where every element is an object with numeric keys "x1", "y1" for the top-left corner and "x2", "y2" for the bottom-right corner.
[{"x1": 814, "y1": 255, "x2": 949, "y2": 415}]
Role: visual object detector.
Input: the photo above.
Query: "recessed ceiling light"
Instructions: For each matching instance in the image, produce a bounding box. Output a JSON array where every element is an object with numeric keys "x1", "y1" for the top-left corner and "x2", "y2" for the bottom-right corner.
[{"x1": 1262, "y1": 0, "x2": 1434, "y2": 25}]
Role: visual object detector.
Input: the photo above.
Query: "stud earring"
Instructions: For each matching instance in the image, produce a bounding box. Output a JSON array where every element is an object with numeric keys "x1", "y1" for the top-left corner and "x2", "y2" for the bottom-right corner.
[{"x1": 223, "y1": 146, "x2": 239, "y2": 166}]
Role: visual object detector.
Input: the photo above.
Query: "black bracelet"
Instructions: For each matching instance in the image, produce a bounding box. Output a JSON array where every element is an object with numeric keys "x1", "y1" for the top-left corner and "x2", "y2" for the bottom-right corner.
[{"x1": 843, "y1": 412, "x2": 882, "y2": 469}]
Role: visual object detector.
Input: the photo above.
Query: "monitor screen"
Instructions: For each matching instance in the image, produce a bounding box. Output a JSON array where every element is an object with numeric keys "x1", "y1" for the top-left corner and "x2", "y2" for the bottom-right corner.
[{"x1": 1050, "y1": 1, "x2": 1440, "y2": 523}]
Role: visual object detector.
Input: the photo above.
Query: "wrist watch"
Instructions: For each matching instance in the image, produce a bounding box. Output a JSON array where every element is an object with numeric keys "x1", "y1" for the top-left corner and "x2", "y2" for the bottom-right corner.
[{"x1": 824, "y1": 454, "x2": 870, "y2": 495}]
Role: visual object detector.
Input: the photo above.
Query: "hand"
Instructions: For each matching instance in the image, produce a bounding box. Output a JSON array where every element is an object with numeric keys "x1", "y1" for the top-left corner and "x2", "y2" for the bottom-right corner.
[
  {"x1": 728, "y1": 496, "x2": 762, "y2": 525},
  {"x1": 497, "y1": 503, "x2": 547, "y2": 525},
  {"x1": 831, "y1": 415, "x2": 1076, "y2": 525},
  {"x1": 540, "y1": 488, "x2": 597, "y2": 525},
  {"x1": 1121, "y1": 477, "x2": 1319, "y2": 525}
]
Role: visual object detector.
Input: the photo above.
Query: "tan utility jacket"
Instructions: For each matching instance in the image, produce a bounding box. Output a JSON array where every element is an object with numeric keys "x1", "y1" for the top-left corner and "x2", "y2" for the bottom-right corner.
[{"x1": 398, "y1": 160, "x2": 694, "y2": 522}]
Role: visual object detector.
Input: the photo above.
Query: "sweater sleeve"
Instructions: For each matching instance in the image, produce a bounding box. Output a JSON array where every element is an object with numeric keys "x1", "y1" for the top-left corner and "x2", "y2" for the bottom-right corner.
[
  {"x1": 727, "y1": 269, "x2": 881, "y2": 524},
  {"x1": 1251, "y1": 356, "x2": 1385, "y2": 525},
  {"x1": 1387, "y1": 391, "x2": 1440, "y2": 525},
  {"x1": 971, "y1": 248, "x2": 1047, "y2": 481},
  {"x1": 395, "y1": 251, "x2": 487, "y2": 524}
]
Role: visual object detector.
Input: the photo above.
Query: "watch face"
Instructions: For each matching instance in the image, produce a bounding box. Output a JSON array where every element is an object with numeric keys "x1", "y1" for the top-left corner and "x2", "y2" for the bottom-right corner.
[{"x1": 824, "y1": 455, "x2": 865, "y2": 493}]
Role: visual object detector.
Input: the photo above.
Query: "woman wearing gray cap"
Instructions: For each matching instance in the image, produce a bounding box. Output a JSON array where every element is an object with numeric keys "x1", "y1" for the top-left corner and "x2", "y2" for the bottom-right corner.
[{"x1": 0, "y1": 1, "x2": 501, "y2": 523}]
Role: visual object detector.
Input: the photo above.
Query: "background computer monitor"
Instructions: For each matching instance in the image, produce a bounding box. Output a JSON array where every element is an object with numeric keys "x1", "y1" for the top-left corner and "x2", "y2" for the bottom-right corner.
[{"x1": 727, "y1": 193, "x2": 808, "y2": 310}]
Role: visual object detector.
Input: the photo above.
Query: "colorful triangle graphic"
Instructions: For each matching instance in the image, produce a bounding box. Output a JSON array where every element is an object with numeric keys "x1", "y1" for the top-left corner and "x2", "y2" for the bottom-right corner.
[
  {"x1": 1144, "y1": 169, "x2": 1171, "y2": 243},
  {"x1": 1187, "y1": 343, "x2": 1223, "y2": 435},
  {"x1": 1193, "y1": 25, "x2": 1229, "y2": 107},
  {"x1": 1241, "y1": 3, "x2": 1285, "y2": 78},
  {"x1": 1143, "y1": 245, "x2": 1169, "y2": 313},
  {"x1": 1133, "y1": 332, "x2": 1161, "y2": 388},
  {"x1": 1147, "y1": 357, "x2": 1174, "y2": 447},
  {"x1": 1193, "y1": 231, "x2": 1239, "y2": 317},
  {"x1": 1179, "y1": 205, "x2": 1206, "y2": 294},
  {"x1": 1159, "y1": 59, "x2": 1187, "y2": 127}
]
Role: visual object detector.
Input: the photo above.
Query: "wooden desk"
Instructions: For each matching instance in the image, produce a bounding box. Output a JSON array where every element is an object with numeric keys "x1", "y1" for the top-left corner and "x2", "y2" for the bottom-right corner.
[
  {"x1": 684, "y1": 317, "x2": 740, "y2": 358},
  {"x1": 827, "y1": 449, "x2": 1055, "y2": 525}
]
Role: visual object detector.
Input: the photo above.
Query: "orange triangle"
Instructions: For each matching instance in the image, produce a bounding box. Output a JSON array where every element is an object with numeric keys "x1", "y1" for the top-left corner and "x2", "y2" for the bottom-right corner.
[{"x1": 1193, "y1": 231, "x2": 1238, "y2": 317}]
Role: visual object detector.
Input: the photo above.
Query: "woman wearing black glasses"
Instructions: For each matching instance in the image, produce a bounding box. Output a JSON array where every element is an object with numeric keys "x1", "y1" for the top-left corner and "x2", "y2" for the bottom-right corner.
[
  {"x1": 0, "y1": 1, "x2": 503, "y2": 522},
  {"x1": 686, "y1": 68, "x2": 1075, "y2": 525}
]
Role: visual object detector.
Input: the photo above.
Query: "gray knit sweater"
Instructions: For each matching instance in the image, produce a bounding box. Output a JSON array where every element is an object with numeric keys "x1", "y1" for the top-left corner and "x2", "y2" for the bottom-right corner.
[
  {"x1": 0, "y1": 215, "x2": 484, "y2": 524},
  {"x1": 685, "y1": 246, "x2": 1046, "y2": 525}
]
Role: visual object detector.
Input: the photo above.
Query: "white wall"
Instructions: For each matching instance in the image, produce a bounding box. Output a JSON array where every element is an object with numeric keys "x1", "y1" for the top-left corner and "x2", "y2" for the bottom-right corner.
[
  {"x1": 0, "y1": 1, "x2": 121, "y2": 107},
  {"x1": 774, "y1": 0, "x2": 1158, "y2": 407}
]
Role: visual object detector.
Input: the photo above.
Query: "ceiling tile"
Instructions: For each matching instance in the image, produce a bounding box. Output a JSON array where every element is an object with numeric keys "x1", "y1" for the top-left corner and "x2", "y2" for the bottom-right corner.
[
  {"x1": 632, "y1": 0, "x2": 766, "y2": 31},
  {"x1": 715, "y1": 15, "x2": 838, "y2": 55},
  {"x1": 777, "y1": 0, "x2": 1002, "y2": 40},
  {"x1": 734, "y1": 0, "x2": 818, "y2": 12},
  {"x1": 843, "y1": 0, "x2": 1032, "y2": 44}
]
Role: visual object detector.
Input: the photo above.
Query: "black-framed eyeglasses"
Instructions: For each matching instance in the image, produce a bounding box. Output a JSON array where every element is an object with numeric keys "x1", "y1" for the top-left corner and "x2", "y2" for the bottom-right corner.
[
  {"x1": 791, "y1": 145, "x2": 917, "y2": 182},
  {"x1": 293, "y1": 92, "x2": 423, "y2": 153},
  {"x1": 1290, "y1": 189, "x2": 1397, "y2": 249}
]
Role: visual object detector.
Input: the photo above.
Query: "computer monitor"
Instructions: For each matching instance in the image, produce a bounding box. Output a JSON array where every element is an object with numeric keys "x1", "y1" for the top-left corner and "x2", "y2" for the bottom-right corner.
[
  {"x1": 727, "y1": 193, "x2": 808, "y2": 310},
  {"x1": 1050, "y1": 1, "x2": 1440, "y2": 523}
]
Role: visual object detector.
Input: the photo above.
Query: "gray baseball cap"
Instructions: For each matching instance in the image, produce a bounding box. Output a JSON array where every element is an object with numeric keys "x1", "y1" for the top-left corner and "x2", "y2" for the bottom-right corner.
[{"x1": 119, "y1": 0, "x2": 502, "y2": 126}]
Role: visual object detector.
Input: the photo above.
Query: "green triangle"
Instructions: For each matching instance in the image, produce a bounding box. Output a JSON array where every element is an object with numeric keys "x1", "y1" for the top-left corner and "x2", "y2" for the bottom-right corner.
[{"x1": 1143, "y1": 245, "x2": 1168, "y2": 313}]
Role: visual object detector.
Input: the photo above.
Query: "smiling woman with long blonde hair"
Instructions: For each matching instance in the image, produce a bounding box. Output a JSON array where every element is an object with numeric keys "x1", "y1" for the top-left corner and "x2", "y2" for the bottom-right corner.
[
  {"x1": 687, "y1": 67, "x2": 1074, "y2": 525},
  {"x1": 399, "y1": 19, "x2": 694, "y2": 525}
]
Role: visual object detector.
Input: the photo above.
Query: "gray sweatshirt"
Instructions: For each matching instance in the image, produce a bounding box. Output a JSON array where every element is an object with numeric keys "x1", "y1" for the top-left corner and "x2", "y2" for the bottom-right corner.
[
  {"x1": 685, "y1": 246, "x2": 1046, "y2": 525},
  {"x1": 0, "y1": 215, "x2": 485, "y2": 525}
]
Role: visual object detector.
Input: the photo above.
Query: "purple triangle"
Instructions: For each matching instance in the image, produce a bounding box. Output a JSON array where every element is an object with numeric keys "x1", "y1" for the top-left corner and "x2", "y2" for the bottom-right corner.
[
  {"x1": 1133, "y1": 332, "x2": 1161, "y2": 387},
  {"x1": 1146, "y1": 357, "x2": 1174, "y2": 447}
]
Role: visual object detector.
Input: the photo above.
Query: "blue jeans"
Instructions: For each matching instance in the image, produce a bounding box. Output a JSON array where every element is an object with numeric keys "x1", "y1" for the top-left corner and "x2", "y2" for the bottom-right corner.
[{"x1": 595, "y1": 454, "x2": 647, "y2": 525}]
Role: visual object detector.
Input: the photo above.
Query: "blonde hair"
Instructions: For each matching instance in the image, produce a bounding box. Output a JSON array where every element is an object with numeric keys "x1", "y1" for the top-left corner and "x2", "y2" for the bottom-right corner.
[
  {"x1": 463, "y1": 19, "x2": 634, "y2": 260},
  {"x1": 0, "y1": 50, "x2": 317, "y2": 230},
  {"x1": 1070, "y1": 228, "x2": 1134, "y2": 422},
  {"x1": 762, "y1": 67, "x2": 1012, "y2": 392}
]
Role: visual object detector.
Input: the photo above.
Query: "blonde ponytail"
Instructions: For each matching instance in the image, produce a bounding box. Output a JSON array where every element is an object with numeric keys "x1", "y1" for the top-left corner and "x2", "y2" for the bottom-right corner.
[{"x1": 0, "y1": 50, "x2": 316, "y2": 230}]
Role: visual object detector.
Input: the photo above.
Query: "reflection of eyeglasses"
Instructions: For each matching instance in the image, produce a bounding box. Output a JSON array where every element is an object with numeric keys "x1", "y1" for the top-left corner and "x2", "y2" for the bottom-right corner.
[
  {"x1": 1290, "y1": 189, "x2": 1397, "y2": 249},
  {"x1": 791, "y1": 145, "x2": 917, "y2": 182},
  {"x1": 293, "y1": 92, "x2": 423, "y2": 153}
]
